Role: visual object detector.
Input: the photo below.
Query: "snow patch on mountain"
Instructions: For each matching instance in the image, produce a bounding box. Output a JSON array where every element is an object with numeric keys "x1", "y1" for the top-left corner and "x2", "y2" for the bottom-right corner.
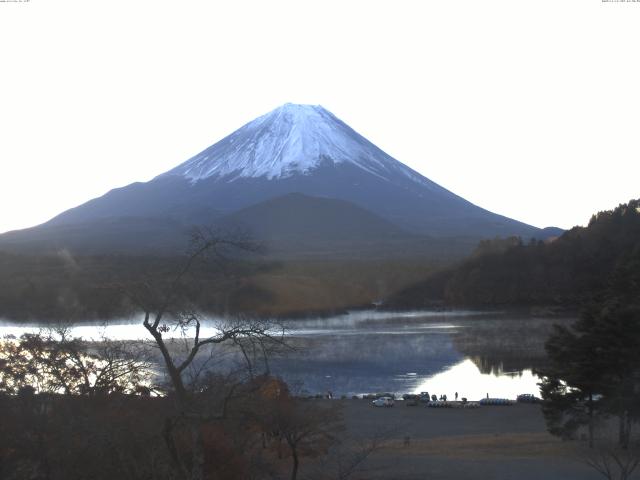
[{"x1": 160, "y1": 103, "x2": 432, "y2": 187}]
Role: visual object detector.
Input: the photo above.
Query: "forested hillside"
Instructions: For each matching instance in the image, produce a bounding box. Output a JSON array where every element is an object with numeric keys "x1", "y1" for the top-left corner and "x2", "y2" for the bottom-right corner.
[{"x1": 386, "y1": 199, "x2": 640, "y2": 309}]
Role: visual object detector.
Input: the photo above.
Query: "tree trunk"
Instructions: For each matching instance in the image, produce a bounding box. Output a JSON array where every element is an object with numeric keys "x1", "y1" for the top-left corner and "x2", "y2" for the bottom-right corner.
[
  {"x1": 37, "y1": 431, "x2": 52, "y2": 480},
  {"x1": 145, "y1": 324, "x2": 188, "y2": 402},
  {"x1": 619, "y1": 410, "x2": 630, "y2": 449},
  {"x1": 290, "y1": 444, "x2": 299, "y2": 480},
  {"x1": 622, "y1": 410, "x2": 631, "y2": 449},
  {"x1": 191, "y1": 423, "x2": 205, "y2": 480},
  {"x1": 619, "y1": 413, "x2": 624, "y2": 447},
  {"x1": 163, "y1": 418, "x2": 183, "y2": 472},
  {"x1": 588, "y1": 393, "x2": 594, "y2": 449}
]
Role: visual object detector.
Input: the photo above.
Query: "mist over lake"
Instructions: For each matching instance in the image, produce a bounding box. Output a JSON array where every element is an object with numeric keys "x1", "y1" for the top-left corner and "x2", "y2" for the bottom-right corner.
[{"x1": 1, "y1": 310, "x2": 568, "y2": 400}]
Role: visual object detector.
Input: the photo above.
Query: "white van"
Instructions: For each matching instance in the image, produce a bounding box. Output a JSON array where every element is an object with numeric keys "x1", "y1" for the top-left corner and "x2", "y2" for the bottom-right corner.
[{"x1": 372, "y1": 396, "x2": 395, "y2": 407}]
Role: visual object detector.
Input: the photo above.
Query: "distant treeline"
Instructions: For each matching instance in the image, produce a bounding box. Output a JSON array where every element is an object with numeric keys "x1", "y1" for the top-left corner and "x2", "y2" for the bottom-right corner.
[
  {"x1": 0, "y1": 250, "x2": 442, "y2": 322},
  {"x1": 0, "y1": 253, "x2": 240, "y2": 321},
  {"x1": 386, "y1": 199, "x2": 640, "y2": 309}
]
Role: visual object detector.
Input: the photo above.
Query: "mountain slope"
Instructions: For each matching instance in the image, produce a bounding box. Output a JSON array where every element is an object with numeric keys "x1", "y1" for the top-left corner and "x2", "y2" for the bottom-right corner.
[
  {"x1": 221, "y1": 192, "x2": 409, "y2": 241},
  {"x1": 0, "y1": 216, "x2": 191, "y2": 255},
  {"x1": 216, "y1": 193, "x2": 471, "y2": 258},
  {"x1": 1, "y1": 103, "x2": 550, "y2": 254}
]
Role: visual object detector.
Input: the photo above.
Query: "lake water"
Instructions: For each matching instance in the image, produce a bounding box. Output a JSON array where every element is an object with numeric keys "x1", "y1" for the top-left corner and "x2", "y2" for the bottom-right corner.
[{"x1": 0, "y1": 310, "x2": 567, "y2": 400}]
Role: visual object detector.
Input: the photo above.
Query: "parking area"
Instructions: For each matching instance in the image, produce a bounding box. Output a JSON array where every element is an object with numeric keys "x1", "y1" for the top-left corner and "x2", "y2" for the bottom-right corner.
[{"x1": 321, "y1": 399, "x2": 601, "y2": 480}]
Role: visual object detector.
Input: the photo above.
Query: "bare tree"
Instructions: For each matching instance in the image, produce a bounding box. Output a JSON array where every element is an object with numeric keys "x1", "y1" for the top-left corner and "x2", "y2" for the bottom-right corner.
[
  {"x1": 121, "y1": 227, "x2": 287, "y2": 480},
  {"x1": 328, "y1": 434, "x2": 386, "y2": 480},
  {"x1": 0, "y1": 328, "x2": 152, "y2": 396},
  {"x1": 303, "y1": 423, "x2": 397, "y2": 480},
  {"x1": 260, "y1": 396, "x2": 343, "y2": 480},
  {"x1": 583, "y1": 443, "x2": 640, "y2": 480},
  {"x1": 0, "y1": 329, "x2": 162, "y2": 480}
]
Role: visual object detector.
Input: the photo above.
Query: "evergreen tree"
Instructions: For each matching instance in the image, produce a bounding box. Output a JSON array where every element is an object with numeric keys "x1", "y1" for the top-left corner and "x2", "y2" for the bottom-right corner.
[
  {"x1": 538, "y1": 317, "x2": 605, "y2": 447},
  {"x1": 538, "y1": 249, "x2": 640, "y2": 448}
]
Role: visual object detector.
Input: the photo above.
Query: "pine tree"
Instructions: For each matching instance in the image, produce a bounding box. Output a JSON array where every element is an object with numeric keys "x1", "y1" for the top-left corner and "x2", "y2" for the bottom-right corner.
[{"x1": 538, "y1": 247, "x2": 640, "y2": 448}]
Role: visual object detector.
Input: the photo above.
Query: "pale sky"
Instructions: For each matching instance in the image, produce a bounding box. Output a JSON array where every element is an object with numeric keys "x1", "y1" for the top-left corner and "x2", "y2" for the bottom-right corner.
[{"x1": 0, "y1": 0, "x2": 638, "y2": 234}]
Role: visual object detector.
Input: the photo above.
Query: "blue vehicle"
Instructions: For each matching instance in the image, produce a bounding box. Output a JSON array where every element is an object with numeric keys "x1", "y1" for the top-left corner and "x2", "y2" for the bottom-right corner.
[{"x1": 516, "y1": 394, "x2": 541, "y2": 403}]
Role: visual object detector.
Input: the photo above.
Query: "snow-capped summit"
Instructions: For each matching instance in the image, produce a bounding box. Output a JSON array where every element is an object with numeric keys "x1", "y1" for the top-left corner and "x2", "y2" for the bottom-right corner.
[
  {"x1": 2, "y1": 102, "x2": 549, "y2": 255},
  {"x1": 161, "y1": 103, "x2": 427, "y2": 185}
]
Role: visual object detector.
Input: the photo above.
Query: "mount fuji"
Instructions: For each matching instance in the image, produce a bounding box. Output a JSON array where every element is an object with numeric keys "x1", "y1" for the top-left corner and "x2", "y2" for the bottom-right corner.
[{"x1": 0, "y1": 104, "x2": 555, "y2": 255}]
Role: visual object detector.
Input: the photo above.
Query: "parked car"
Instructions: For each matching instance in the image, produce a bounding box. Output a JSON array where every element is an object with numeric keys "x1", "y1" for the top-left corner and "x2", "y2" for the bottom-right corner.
[
  {"x1": 419, "y1": 392, "x2": 431, "y2": 403},
  {"x1": 372, "y1": 396, "x2": 395, "y2": 407},
  {"x1": 403, "y1": 394, "x2": 419, "y2": 406},
  {"x1": 516, "y1": 393, "x2": 541, "y2": 403},
  {"x1": 364, "y1": 392, "x2": 395, "y2": 400}
]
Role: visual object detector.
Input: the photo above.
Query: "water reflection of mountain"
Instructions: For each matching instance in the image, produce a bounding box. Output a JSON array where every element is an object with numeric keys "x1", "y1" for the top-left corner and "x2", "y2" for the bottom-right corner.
[
  {"x1": 270, "y1": 332, "x2": 462, "y2": 395},
  {"x1": 264, "y1": 315, "x2": 576, "y2": 395},
  {"x1": 451, "y1": 317, "x2": 572, "y2": 375},
  {"x1": 0, "y1": 312, "x2": 571, "y2": 396}
]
